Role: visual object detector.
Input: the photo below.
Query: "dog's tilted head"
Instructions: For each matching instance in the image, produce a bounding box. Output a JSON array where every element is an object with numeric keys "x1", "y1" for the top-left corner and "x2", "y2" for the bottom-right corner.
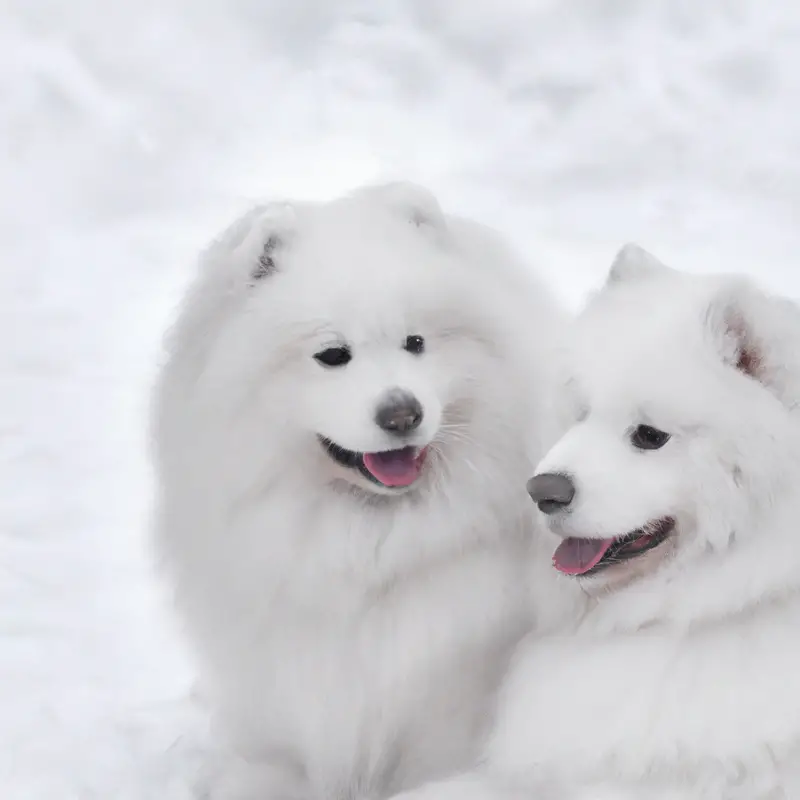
[
  {"x1": 528, "y1": 243, "x2": 800, "y2": 612},
  {"x1": 158, "y1": 182, "x2": 549, "y2": 505}
]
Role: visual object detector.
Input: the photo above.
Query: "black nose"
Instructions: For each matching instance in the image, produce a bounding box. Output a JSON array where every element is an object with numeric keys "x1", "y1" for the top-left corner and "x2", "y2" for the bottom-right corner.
[
  {"x1": 526, "y1": 472, "x2": 575, "y2": 514},
  {"x1": 375, "y1": 390, "x2": 423, "y2": 435}
]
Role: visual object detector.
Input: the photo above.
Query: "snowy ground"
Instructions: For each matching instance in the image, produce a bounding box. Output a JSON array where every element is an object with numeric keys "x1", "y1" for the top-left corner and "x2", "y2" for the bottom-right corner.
[{"x1": 3, "y1": 1, "x2": 800, "y2": 797}]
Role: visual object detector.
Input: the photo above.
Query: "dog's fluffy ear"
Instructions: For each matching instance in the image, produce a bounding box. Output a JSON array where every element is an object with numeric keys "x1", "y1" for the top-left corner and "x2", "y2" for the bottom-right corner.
[
  {"x1": 250, "y1": 233, "x2": 283, "y2": 281},
  {"x1": 705, "y1": 279, "x2": 800, "y2": 405},
  {"x1": 167, "y1": 203, "x2": 297, "y2": 360},
  {"x1": 707, "y1": 286, "x2": 763, "y2": 382},
  {"x1": 243, "y1": 203, "x2": 296, "y2": 283},
  {"x1": 606, "y1": 243, "x2": 672, "y2": 286},
  {"x1": 361, "y1": 181, "x2": 448, "y2": 237},
  {"x1": 202, "y1": 202, "x2": 296, "y2": 284}
]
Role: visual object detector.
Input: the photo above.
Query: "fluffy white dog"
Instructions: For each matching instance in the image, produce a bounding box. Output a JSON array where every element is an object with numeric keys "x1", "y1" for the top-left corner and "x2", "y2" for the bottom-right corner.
[
  {"x1": 394, "y1": 245, "x2": 800, "y2": 800},
  {"x1": 151, "y1": 183, "x2": 567, "y2": 800}
]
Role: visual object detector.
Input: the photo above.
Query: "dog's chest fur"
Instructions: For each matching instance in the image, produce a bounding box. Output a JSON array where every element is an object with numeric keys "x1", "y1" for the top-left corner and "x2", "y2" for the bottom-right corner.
[
  {"x1": 488, "y1": 598, "x2": 800, "y2": 798},
  {"x1": 176, "y1": 491, "x2": 534, "y2": 799}
]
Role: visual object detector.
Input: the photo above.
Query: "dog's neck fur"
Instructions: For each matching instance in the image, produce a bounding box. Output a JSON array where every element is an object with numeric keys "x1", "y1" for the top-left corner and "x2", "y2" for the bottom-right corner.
[
  {"x1": 490, "y1": 600, "x2": 800, "y2": 798},
  {"x1": 575, "y1": 488, "x2": 800, "y2": 636},
  {"x1": 157, "y1": 407, "x2": 545, "y2": 798},
  {"x1": 485, "y1": 495, "x2": 800, "y2": 798}
]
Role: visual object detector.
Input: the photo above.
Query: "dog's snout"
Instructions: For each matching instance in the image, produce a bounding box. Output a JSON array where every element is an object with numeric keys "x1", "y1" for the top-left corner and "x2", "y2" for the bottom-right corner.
[
  {"x1": 375, "y1": 390, "x2": 423, "y2": 435},
  {"x1": 526, "y1": 472, "x2": 575, "y2": 514}
]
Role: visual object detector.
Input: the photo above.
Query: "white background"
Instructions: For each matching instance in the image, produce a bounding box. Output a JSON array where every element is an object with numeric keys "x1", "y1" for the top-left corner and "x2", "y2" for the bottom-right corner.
[{"x1": 2, "y1": 1, "x2": 800, "y2": 797}]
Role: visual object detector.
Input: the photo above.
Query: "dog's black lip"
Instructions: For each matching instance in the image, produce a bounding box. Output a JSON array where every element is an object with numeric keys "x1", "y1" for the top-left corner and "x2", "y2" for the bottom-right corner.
[
  {"x1": 582, "y1": 517, "x2": 675, "y2": 577},
  {"x1": 319, "y1": 436, "x2": 362, "y2": 468},
  {"x1": 317, "y1": 435, "x2": 407, "y2": 488}
]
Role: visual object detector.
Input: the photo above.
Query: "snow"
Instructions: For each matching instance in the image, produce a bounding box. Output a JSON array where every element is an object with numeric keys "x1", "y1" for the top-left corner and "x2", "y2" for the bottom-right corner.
[{"x1": 2, "y1": 1, "x2": 800, "y2": 797}]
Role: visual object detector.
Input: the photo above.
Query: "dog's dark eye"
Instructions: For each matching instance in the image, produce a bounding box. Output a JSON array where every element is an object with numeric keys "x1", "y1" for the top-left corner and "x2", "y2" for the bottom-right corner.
[
  {"x1": 630, "y1": 424, "x2": 671, "y2": 451},
  {"x1": 314, "y1": 347, "x2": 352, "y2": 368},
  {"x1": 404, "y1": 335, "x2": 425, "y2": 355}
]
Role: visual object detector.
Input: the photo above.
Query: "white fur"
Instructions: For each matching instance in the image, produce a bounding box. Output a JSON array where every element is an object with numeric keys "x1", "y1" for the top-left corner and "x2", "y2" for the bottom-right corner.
[
  {"x1": 151, "y1": 182, "x2": 567, "y2": 800},
  {"x1": 393, "y1": 246, "x2": 800, "y2": 800}
]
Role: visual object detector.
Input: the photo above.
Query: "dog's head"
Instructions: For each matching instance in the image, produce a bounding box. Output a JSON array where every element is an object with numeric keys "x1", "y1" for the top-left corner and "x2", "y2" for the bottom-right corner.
[
  {"x1": 161, "y1": 182, "x2": 555, "y2": 501},
  {"x1": 527, "y1": 244, "x2": 800, "y2": 617}
]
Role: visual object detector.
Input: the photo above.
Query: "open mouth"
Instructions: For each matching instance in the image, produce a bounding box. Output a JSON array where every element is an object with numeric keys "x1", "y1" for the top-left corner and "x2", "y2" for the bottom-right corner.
[
  {"x1": 319, "y1": 437, "x2": 428, "y2": 488},
  {"x1": 552, "y1": 517, "x2": 675, "y2": 577}
]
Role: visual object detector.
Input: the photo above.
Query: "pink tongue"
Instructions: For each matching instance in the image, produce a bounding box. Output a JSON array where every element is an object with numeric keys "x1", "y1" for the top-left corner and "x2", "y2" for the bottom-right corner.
[
  {"x1": 362, "y1": 447, "x2": 425, "y2": 487},
  {"x1": 553, "y1": 537, "x2": 615, "y2": 576}
]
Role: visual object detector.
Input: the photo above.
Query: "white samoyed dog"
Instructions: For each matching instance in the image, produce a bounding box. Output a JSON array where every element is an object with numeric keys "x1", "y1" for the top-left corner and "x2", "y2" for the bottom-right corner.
[
  {"x1": 393, "y1": 245, "x2": 800, "y2": 800},
  {"x1": 151, "y1": 182, "x2": 568, "y2": 800}
]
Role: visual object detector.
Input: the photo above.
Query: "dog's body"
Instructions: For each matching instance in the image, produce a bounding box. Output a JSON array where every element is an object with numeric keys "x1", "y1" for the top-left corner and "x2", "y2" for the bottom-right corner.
[
  {"x1": 151, "y1": 183, "x2": 567, "y2": 800},
  {"x1": 396, "y1": 247, "x2": 800, "y2": 800}
]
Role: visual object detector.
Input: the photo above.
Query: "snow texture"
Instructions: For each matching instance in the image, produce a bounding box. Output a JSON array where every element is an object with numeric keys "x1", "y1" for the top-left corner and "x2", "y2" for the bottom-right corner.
[{"x1": 2, "y1": 1, "x2": 800, "y2": 797}]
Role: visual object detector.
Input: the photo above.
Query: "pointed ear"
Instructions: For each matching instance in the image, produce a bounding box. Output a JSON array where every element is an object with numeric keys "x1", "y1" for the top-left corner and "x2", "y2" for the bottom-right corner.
[
  {"x1": 251, "y1": 234, "x2": 282, "y2": 280},
  {"x1": 606, "y1": 243, "x2": 672, "y2": 286},
  {"x1": 707, "y1": 291, "x2": 762, "y2": 381},
  {"x1": 209, "y1": 202, "x2": 297, "y2": 284},
  {"x1": 704, "y1": 279, "x2": 800, "y2": 405}
]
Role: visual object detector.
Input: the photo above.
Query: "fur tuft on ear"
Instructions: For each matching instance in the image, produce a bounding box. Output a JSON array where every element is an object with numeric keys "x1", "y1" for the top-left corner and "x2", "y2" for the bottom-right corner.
[
  {"x1": 232, "y1": 202, "x2": 296, "y2": 284},
  {"x1": 725, "y1": 305, "x2": 763, "y2": 380},
  {"x1": 606, "y1": 243, "x2": 672, "y2": 287},
  {"x1": 201, "y1": 201, "x2": 296, "y2": 285},
  {"x1": 703, "y1": 278, "x2": 800, "y2": 407},
  {"x1": 735, "y1": 340, "x2": 760, "y2": 378},
  {"x1": 167, "y1": 202, "x2": 297, "y2": 361},
  {"x1": 252, "y1": 235, "x2": 281, "y2": 281},
  {"x1": 356, "y1": 181, "x2": 448, "y2": 235},
  {"x1": 716, "y1": 300, "x2": 763, "y2": 381}
]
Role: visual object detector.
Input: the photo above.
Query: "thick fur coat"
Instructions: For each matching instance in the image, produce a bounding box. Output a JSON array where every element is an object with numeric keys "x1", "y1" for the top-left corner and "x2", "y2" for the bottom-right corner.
[
  {"x1": 151, "y1": 183, "x2": 568, "y2": 800},
  {"x1": 394, "y1": 246, "x2": 800, "y2": 800}
]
